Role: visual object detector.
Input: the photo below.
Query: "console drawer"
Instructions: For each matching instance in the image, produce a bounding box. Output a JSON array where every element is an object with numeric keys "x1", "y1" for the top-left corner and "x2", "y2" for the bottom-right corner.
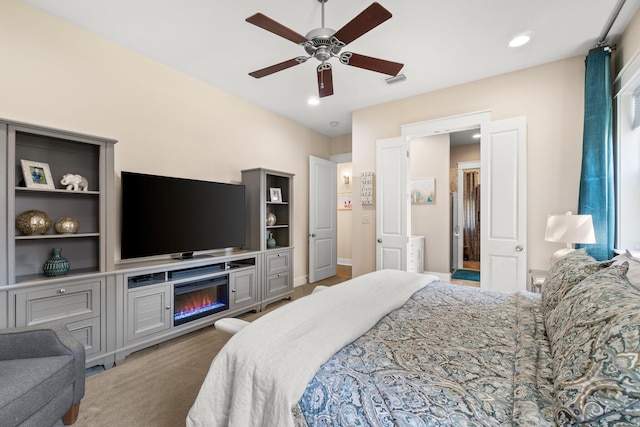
[
  {"x1": 265, "y1": 272, "x2": 290, "y2": 297},
  {"x1": 13, "y1": 279, "x2": 102, "y2": 326},
  {"x1": 265, "y1": 250, "x2": 291, "y2": 275},
  {"x1": 66, "y1": 316, "x2": 102, "y2": 356}
]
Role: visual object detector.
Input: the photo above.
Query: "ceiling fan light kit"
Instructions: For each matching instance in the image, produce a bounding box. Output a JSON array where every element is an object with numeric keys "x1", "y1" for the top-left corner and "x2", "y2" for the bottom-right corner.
[{"x1": 246, "y1": 1, "x2": 404, "y2": 98}]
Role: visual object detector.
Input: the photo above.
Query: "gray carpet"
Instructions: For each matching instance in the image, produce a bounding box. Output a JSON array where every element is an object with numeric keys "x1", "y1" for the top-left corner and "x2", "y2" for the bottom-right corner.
[{"x1": 74, "y1": 275, "x2": 349, "y2": 427}]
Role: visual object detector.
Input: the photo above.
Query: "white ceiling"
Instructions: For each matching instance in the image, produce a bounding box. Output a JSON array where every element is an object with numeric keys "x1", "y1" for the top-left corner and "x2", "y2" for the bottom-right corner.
[{"x1": 20, "y1": 0, "x2": 640, "y2": 137}]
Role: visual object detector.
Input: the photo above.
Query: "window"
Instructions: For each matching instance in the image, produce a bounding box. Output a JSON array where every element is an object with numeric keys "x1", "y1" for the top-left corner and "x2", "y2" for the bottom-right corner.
[{"x1": 615, "y1": 54, "x2": 640, "y2": 253}]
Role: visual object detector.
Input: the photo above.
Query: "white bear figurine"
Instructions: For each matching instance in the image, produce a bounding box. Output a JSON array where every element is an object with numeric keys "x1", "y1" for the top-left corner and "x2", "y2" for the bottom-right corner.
[{"x1": 61, "y1": 173, "x2": 89, "y2": 191}]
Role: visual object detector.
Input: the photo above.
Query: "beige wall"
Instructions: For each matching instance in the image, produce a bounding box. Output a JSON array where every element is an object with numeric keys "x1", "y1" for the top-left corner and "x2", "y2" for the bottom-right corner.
[
  {"x1": 450, "y1": 143, "x2": 480, "y2": 192},
  {"x1": 330, "y1": 134, "x2": 352, "y2": 155},
  {"x1": 351, "y1": 6, "x2": 640, "y2": 278},
  {"x1": 410, "y1": 135, "x2": 450, "y2": 273},
  {"x1": 0, "y1": 0, "x2": 332, "y2": 285},
  {"x1": 450, "y1": 144, "x2": 481, "y2": 168},
  {"x1": 351, "y1": 57, "x2": 587, "y2": 276},
  {"x1": 615, "y1": 7, "x2": 640, "y2": 76}
]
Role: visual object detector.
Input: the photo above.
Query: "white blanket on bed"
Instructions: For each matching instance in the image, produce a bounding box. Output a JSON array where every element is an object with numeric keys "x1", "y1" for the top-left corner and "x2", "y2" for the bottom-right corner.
[{"x1": 186, "y1": 269, "x2": 437, "y2": 427}]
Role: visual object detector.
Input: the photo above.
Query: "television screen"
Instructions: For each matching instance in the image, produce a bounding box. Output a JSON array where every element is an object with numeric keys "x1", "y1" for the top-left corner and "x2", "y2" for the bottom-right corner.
[{"x1": 121, "y1": 171, "x2": 245, "y2": 259}]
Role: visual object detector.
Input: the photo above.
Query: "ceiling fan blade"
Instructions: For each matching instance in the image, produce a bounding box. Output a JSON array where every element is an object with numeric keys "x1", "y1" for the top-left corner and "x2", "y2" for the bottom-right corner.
[
  {"x1": 249, "y1": 58, "x2": 304, "y2": 78},
  {"x1": 341, "y1": 52, "x2": 403, "y2": 76},
  {"x1": 332, "y1": 2, "x2": 392, "y2": 45},
  {"x1": 317, "y1": 65, "x2": 334, "y2": 98},
  {"x1": 246, "y1": 13, "x2": 308, "y2": 44}
]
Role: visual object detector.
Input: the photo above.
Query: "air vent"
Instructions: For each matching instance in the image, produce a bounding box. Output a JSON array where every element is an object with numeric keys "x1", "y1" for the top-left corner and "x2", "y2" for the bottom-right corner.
[{"x1": 385, "y1": 74, "x2": 407, "y2": 85}]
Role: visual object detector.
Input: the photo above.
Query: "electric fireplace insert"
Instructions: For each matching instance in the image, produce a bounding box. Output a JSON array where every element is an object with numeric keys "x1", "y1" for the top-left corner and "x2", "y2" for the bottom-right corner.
[{"x1": 173, "y1": 275, "x2": 229, "y2": 326}]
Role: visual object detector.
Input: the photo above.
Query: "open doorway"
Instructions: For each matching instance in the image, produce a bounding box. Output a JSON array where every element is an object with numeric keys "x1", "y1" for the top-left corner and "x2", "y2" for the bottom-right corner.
[
  {"x1": 332, "y1": 153, "x2": 353, "y2": 279},
  {"x1": 450, "y1": 129, "x2": 480, "y2": 282}
]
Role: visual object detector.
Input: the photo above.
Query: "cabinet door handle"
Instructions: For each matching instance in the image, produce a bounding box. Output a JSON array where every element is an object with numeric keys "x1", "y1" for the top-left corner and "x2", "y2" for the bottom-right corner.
[
  {"x1": 58, "y1": 288, "x2": 66, "y2": 294},
  {"x1": 165, "y1": 306, "x2": 171, "y2": 310}
]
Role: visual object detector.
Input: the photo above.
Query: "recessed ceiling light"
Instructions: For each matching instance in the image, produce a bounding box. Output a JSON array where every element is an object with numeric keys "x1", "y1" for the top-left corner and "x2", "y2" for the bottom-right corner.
[
  {"x1": 509, "y1": 33, "x2": 531, "y2": 48},
  {"x1": 330, "y1": 121, "x2": 340, "y2": 127},
  {"x1": 307, "y1": 96, "x2": 320, "y2": 105}
]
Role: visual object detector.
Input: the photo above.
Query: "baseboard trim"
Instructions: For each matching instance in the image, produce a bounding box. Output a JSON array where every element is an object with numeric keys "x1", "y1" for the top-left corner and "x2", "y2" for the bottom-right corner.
[{"x1": 337, "y1": 259, "x2": 352, "y2": 266}]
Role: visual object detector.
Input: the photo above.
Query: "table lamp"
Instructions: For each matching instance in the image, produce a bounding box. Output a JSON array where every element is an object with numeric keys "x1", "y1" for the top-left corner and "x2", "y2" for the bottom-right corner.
[{"x1": 544, "y1": 211, "x2": 596, "y2": 265}]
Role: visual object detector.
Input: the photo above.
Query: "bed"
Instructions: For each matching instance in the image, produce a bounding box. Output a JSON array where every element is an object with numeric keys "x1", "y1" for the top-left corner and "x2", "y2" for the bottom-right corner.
[{"x1": 187, "y1": 250, "x2": 640, "y2": 426}]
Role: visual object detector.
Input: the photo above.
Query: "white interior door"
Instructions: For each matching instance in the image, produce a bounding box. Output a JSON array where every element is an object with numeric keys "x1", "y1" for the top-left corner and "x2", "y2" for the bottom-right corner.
[
  {"x1": 480, "y1": 117, "x2": 527, "y2": 292},
  {"x1": 309, "y1": 156, "x2": 337, "y2": 283},
  {"x1": 376, "y1": 137, "x2": 410, "y2": 270}
]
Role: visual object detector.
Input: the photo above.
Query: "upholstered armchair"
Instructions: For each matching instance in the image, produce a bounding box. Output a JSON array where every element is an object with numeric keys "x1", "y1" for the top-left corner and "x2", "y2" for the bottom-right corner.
[{"x1": 0, "y1": 323, "x2": 85, "y2": 426}]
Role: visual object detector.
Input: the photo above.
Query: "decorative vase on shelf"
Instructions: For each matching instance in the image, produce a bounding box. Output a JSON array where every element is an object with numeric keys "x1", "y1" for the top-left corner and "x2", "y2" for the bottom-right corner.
[
  {"x1": 267, "y1": 232, "x2": 276, "y2": 249},
  {"x1": 43, "y1": 248, "x2": 70, "y2": 277}
]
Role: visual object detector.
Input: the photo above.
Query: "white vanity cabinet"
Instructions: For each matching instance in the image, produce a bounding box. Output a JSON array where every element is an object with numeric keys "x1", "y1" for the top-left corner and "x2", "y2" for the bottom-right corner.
[{"x1": 409, "y1": 236, "x2": 425, "y2": 273}]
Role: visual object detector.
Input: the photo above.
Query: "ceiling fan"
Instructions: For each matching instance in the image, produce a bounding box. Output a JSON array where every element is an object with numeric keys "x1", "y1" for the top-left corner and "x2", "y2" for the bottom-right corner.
[{"x1": 246, "y1": 0, "x2": 404, "y2": 98}]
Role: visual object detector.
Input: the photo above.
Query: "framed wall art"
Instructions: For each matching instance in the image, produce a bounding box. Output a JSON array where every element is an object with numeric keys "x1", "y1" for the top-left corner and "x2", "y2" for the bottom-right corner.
[
  {"x1": 411, "y1": 178, "x2": 435, "y2": 204},
  {"x1": 338, "y1": 193, "x2": 352, "y2": 210}
]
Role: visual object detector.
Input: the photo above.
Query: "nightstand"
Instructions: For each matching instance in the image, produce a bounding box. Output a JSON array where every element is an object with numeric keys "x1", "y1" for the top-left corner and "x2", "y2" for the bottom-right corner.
[{"x1": 529, "y1": 269, "x2": 548, "y2": 294}]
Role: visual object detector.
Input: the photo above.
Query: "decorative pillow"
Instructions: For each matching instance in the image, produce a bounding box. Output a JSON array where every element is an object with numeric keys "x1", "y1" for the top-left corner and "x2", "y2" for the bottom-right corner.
[
  {"x1": 611, "y1": 250, "x2": 640, "y2": 290},
  {"x1": 541, "y1": 249, "x2": 611, "y2": 320},
  {"x1": 547, "y1": 263, "x2": 640, "y2": 425}
]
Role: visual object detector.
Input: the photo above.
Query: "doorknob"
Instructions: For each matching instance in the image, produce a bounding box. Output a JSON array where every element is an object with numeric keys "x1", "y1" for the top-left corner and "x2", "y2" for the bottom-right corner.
[
  {"x1": 515, "y1": 245, "x2": 523, "y2": 252},
  {"x1": 309, "y1": 233, "x2": 316, "y2": 238},
  {"x1": 377, "y1": 238, "x2": 383, "y2": 243}
]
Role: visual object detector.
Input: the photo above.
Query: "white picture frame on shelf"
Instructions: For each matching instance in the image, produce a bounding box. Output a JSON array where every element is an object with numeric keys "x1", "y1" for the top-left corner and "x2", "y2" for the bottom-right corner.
[
  {"x1": 269, "y1": 187, "x2": 282, "y2": 203},
  {"x1": 21, "y1": 159, "x2": 55, "y2": 189}
]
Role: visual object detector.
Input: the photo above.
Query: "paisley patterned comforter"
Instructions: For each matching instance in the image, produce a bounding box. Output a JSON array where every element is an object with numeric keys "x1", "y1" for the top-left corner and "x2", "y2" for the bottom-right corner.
[{"x1": 296, "y1": 282, "x2": 556, "y2": 426}]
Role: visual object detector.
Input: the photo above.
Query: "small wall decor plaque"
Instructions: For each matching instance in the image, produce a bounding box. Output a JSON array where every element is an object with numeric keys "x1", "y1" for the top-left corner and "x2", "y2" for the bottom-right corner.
[
  {"x1": 360, "y1": 172, "x2": 374, "y2": 205},
  {"x1": 21, "y1": 160, "x2": 55, "y2": 189}
]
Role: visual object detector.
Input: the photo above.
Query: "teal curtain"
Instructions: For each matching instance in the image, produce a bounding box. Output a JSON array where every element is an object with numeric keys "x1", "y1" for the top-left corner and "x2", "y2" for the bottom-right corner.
[{"x1": 577, "y1": 47, "x2": 614, "y2": 261}]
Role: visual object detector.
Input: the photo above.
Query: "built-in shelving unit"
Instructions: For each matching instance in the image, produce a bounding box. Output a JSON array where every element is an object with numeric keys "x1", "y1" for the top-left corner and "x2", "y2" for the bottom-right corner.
[
  {"x1": 242, "y1": 168, "x2": 294, "y2": 308},
  {"x1": 5, "y1": 123, "x2": 116, "y2": 285},
  {"x1": 1, "y1": 118, "x2": 116, "y2": 366}
]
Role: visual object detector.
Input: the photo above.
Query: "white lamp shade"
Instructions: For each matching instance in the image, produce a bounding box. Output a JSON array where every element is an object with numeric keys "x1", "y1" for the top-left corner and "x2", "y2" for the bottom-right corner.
[{"x1": 544, "y1": 213, "x2": 596, "y2": 244}]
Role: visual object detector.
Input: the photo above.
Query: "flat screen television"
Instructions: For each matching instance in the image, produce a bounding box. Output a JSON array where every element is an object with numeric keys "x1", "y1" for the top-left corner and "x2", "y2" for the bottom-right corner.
[{"x1": 121, "y1": 171, "x2": 246, "y2": 259}]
